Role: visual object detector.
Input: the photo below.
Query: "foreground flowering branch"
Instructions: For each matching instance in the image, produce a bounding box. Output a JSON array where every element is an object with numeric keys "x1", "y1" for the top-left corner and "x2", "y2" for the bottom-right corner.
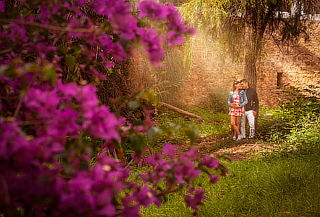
[
  {"x1": 0, "y1": 18, "x2": 96, "y2": 33},
  {"x1": 134, "y1": 144, "x2": 227, "y2": 214},
  {"x1": 0, "y1": 0, "x2": 224, "y2": 216}
]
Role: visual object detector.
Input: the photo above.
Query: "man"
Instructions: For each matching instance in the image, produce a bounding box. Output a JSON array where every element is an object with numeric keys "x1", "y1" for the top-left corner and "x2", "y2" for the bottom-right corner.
[{"x1": 239, "y1": 79, "x2": 259, "y2": 139}]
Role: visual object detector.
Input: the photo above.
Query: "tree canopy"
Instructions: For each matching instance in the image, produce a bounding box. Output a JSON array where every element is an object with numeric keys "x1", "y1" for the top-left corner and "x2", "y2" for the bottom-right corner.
[{"x1": 181, "y1": 0, "x2": 320, "y2": 87}]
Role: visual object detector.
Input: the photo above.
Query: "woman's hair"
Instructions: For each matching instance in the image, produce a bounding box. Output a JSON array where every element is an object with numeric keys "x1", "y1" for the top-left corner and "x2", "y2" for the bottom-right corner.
[{"x1": 232, "y1": 80, "x2": 240, "y2": 91}]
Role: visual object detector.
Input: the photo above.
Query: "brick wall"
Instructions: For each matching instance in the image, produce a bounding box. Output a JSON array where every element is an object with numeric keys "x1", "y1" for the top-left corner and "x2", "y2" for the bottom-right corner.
[
  {"x1": 257, "y1": 22, "x2": 320, "y2": 106},
  {"x1": 176, "y1": 30, "x2": 242, "y2": 105},
  {"x1": 128, "y1": 22, "x2": 320, "y2": 108},
  {"x1": 179, "y1": 23, "x2": 320, "y2": 107}
]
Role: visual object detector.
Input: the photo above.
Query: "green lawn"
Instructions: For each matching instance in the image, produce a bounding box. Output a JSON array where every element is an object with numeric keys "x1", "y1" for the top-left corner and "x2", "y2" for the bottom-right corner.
[
  {"x1": 142, "y1": 106, "x2": 320, "y2": 217},
  {"x1": 154, "y1": 106, "x2": 230, "y2": 144},
  {"x1": 142, "y1": 147, "x2": 320, "y2": 217}
]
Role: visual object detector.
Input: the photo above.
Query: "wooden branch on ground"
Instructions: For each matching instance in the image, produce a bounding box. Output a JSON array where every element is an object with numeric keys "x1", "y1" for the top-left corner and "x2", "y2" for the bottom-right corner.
[{"x1": 161, "y1": 102, "x2": 203, "y2": 121}]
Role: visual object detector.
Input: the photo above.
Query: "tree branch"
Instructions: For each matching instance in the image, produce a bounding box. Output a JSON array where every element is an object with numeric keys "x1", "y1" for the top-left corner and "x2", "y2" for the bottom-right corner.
[
  {"x1": 0, "y1": 19, "x2": 95, "y2": 33},
  {"x1": 161, "y1": 102, "x2": 203, "y2": 121}
]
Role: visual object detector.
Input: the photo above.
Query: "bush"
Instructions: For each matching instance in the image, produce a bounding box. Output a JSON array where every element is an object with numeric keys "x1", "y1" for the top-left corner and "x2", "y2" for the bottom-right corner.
[
  {"x1": 266, "y1": 86, "x2": 320, "y2": 149},
  {"x1": 283, "y1": 114, "x2": 320, "y2": 148}
]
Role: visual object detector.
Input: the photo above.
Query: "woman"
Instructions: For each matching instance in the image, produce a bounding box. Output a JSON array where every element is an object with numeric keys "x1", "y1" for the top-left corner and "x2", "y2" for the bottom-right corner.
[{"x1": 227, "y1": 80, "x2": 248, "y2": 140}]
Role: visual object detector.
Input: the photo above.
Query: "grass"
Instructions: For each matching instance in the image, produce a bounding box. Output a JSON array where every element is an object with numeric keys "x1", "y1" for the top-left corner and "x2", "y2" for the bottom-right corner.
[
  {"x1": 142, "y1": 146, "x2": 320, "y2": 217},
  {"x1": 142, "y1": 106, "x2": 320, "y2": 217},
  {"x1": 154, "y1": 106, "x2": 284, "y2": 149},
  {"x1": 154, "y1": 106, "x2": 230, "y2": 146}
]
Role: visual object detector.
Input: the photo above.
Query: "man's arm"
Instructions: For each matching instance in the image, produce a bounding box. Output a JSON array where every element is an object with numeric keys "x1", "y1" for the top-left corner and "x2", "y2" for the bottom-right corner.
[{"x1": 239, "y1": 91, "x2": 248, "y2": 107}]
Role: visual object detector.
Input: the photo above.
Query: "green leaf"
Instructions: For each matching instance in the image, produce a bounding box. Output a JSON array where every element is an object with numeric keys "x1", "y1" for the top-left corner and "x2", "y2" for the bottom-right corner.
[
  {"x1": 185, "y1": 127, "x2": 199, "y2": 145},
  {"x1": 138, "y1": 90, "x2": 159, "y2": 105},
  {"x1": 42, "y1": 67, "x2": 56, "y2": 84},
  {"x1": 66, "y1": 55, "x2": 76, "y2": 70},
  {"x1": 129, "y1": 134, "x2": 147, "y2": 156},
  {"x1": 73, "y1": 47, "x2": 82, "y2": 56}
]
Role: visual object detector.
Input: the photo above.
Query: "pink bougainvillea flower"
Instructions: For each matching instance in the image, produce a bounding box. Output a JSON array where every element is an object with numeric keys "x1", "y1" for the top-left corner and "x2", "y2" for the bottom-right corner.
[
  {"x1": 137, "y1": 0, "x2": 169, "y2": 20},
  {"x1": 0, "y1": 0, "x2": 5, "y2": 13}
]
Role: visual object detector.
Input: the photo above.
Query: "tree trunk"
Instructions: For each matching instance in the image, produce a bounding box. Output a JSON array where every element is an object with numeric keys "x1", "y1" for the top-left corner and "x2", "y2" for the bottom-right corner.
[
  {"x1": 244, "y1": 27, "x2": 261, "y2": 89},
  {"x1": 243, "y1": 8, "x2": 272, "y2": 89},
  {"x1": 244, "y1": 46, "x2": 258, "y2": 88}
]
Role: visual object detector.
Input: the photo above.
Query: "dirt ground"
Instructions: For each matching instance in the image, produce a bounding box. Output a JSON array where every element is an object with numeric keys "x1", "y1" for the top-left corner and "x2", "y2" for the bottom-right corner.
[{"x1": 177, "y1": 136, "x2": 275, "y2": 161}]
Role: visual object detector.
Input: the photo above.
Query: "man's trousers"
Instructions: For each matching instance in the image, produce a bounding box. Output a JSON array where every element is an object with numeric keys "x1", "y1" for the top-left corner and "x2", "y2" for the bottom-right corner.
[{"x1": 240, "y1": 110, "x2": 255, "y2": 138}]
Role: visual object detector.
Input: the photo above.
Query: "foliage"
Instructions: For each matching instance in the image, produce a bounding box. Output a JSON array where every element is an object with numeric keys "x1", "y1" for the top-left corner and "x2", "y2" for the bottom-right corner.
[
  {"x1": 280, "y1": 87, "x2": 320, "y2": 121},
  {"x1": 206, "y1": 87, "x2": 230, "y2": 113},
  {"x1": 0, "y1": 0, "x2": 227, "y2": 216},
  {"x1": 155, "y1": 107, "x2": 229, "y2": 142},
  {"x1": 266, "y1": 86, "x2": 320, "y2": 148},
  {"x1": 180, "y1": 0, "x2": 243, "y2": 60},
  {"x1": 154, "y1": 45, "x2": 191, "y2": 104},
  {"x1": 180, "y1": 0, "x2": 319, "y2": 44},
  {"x1": 238, "y1": 85, "x2": 319, "y2": 161},
  {"x1": 142, "y1": 146, "x2": 320, "y2": 216},
  {"x1": 180, "y1": 0, "x2": 320, "y2": 87},
  {"x1": 141, "y1": 85, "x2": 320, "y2": 217},
  {"x1": 283, "y1": 114, "x2": 320, "y2": 147},
  {"x1": 142, "y1": 91, "x2": 320, "y2": 216}
]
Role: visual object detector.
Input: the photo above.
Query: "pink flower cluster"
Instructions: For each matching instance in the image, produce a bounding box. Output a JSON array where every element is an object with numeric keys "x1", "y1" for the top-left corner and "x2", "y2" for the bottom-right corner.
[
  {"x1": 0, "y1": 0, "x2": 193, "y2": 72},
  {"x1": 0, "y1": 119, "x2": 160, "y2": 217},
  {"x1": 138, "y1": 1, "x2": 195, "y2": 47},
  {"x1": 134, "y1": 144, "x2": 227, "y2": 215}
]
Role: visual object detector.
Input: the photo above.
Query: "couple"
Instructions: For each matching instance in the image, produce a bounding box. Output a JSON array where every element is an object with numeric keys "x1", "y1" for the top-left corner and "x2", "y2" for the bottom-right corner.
[{"x1": 227, "y1": 79, "x2": 259, "y2": 141}]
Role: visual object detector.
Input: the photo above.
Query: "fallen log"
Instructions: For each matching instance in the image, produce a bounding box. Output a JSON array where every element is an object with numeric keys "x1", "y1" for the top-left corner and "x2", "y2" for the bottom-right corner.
[{"x1": 161, "y1": 102, "x2": 203, "y2": 121}]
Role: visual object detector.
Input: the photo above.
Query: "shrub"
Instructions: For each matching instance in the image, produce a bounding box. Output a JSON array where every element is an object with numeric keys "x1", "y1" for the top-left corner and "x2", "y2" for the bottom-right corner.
[{"x1": 266, "y1": 86, "x2": 320, "y2": 149}]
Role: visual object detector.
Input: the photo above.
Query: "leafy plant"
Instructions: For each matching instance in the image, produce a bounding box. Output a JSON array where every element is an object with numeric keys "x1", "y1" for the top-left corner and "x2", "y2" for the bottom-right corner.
[{"x1": 263, "y1": 85, "x2": 320, "y2": 150}]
